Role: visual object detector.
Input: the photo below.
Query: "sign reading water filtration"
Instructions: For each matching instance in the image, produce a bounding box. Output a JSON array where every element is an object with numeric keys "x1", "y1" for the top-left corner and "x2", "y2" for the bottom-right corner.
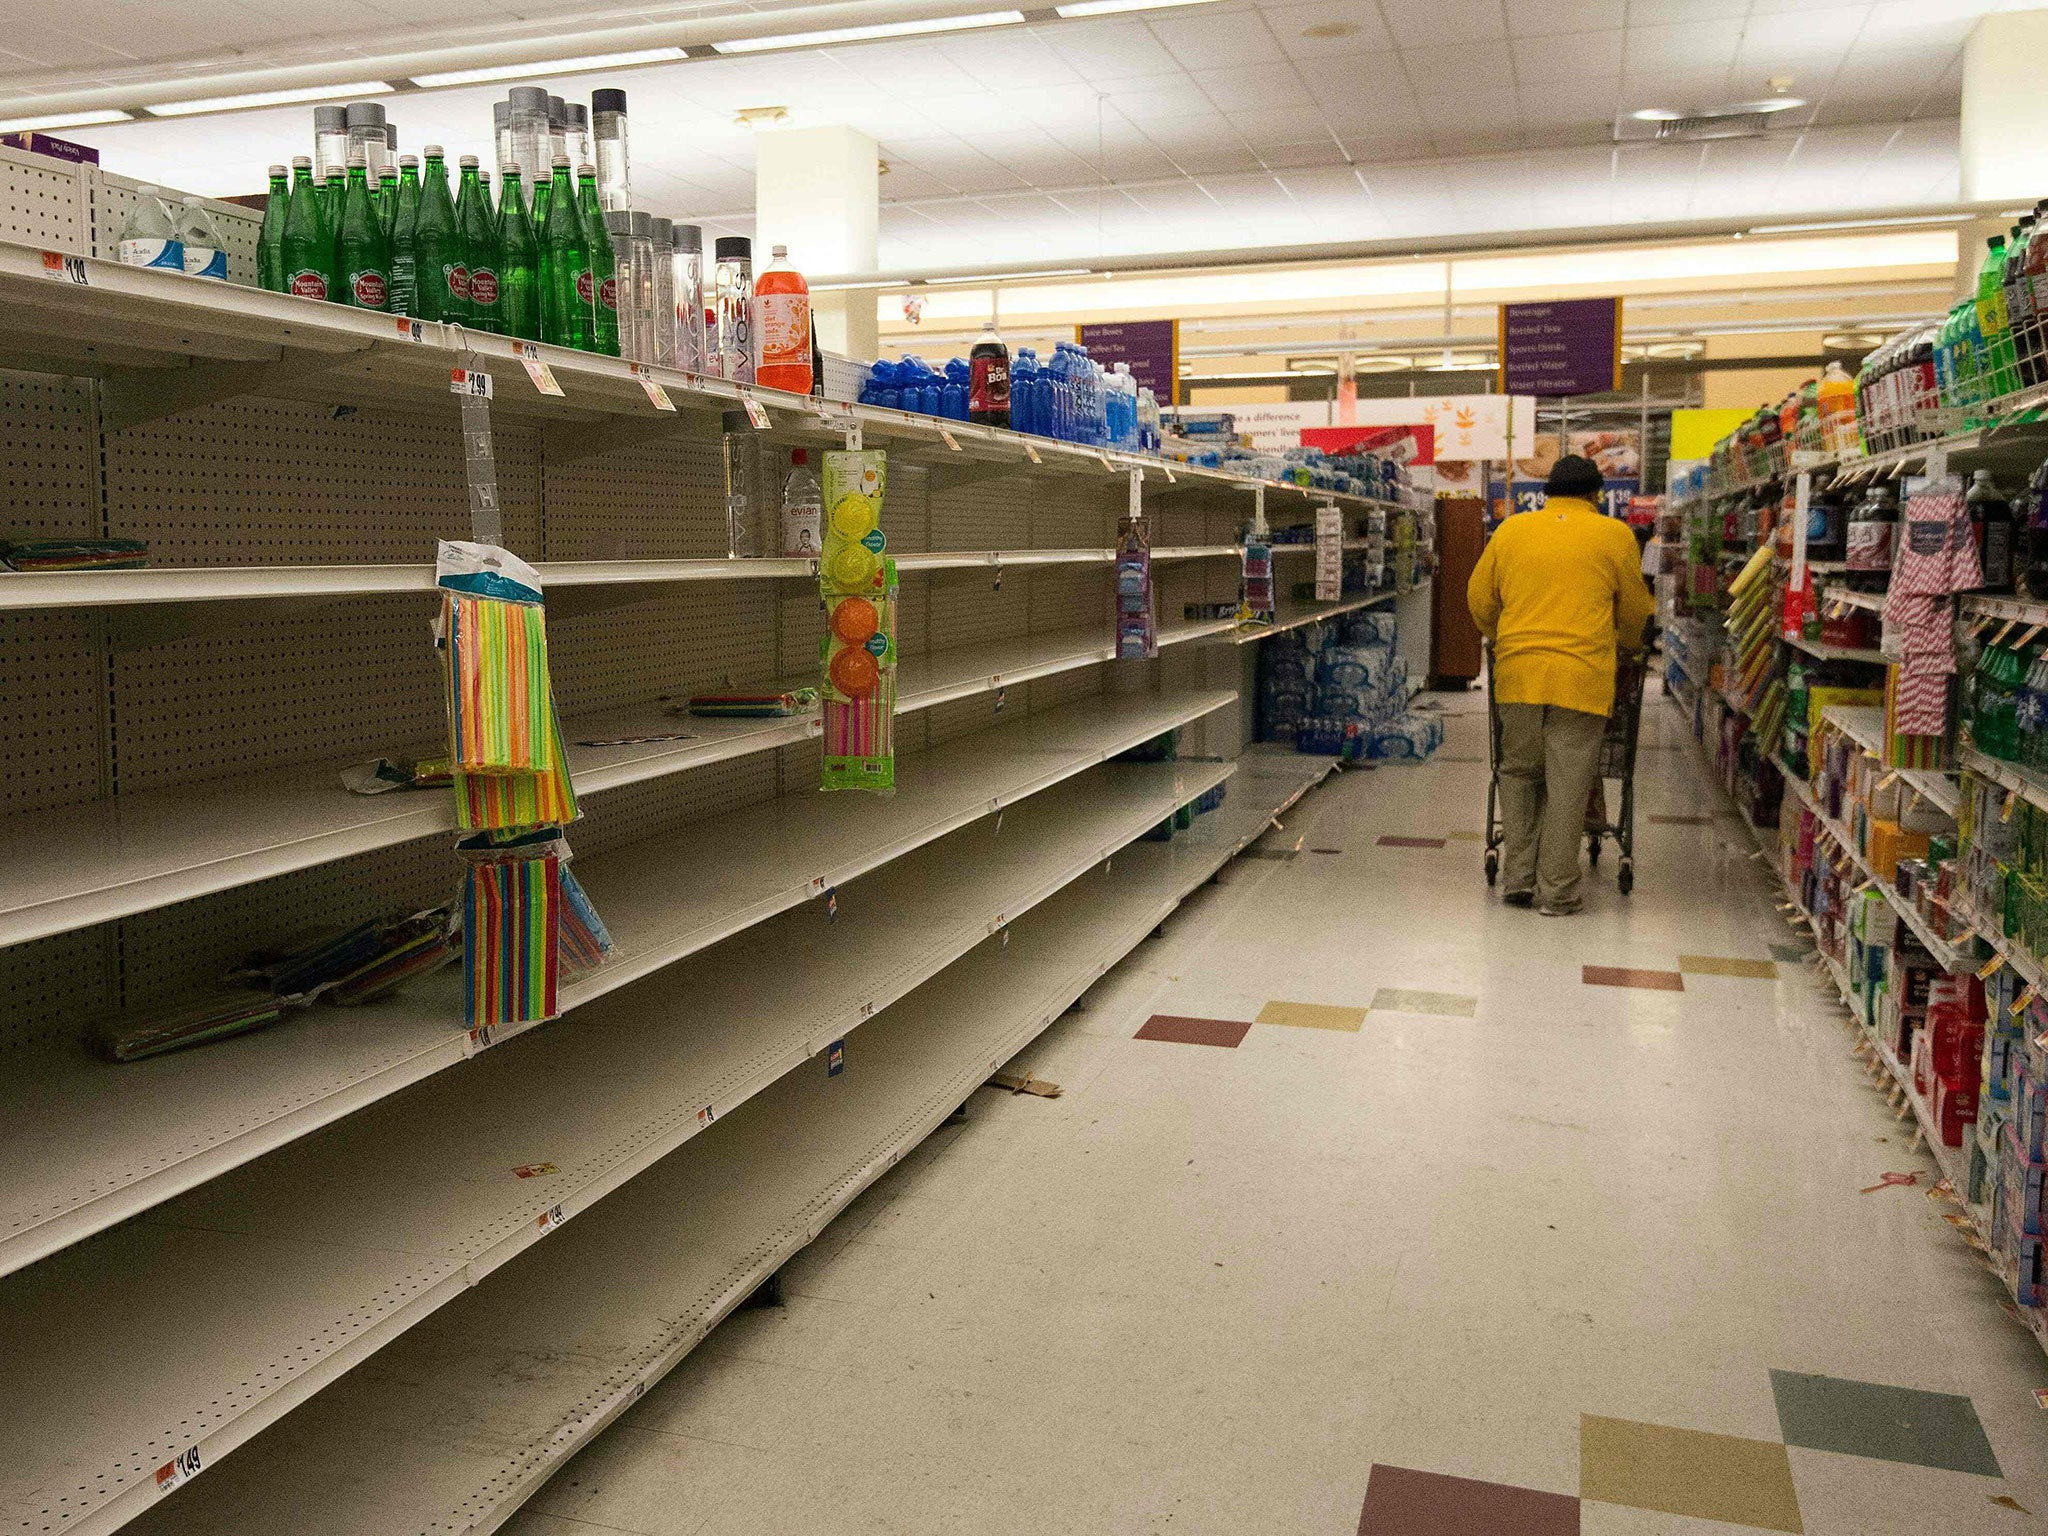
[
  {"x1": 1497, "y1": 297, "x2": 1622, "y2": 397},
  {"x1": 1076, "y1": 320, "x2": 1179, "y2": 402}
]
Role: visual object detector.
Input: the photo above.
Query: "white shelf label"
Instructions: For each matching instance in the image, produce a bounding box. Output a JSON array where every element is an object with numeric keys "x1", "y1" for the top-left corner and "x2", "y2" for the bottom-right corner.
[
  {"x1": 939, "y1": 427, "x2": 961, "y2": 452},
  {"x1": 740, "y1": 390, "x2": 771, "y2": 429},
  {"x1": 449, "y1": 367, "x2": 493, "y2": 399},
  {"x1": 1024, "y1": 443, "x2": 1041, "y2": 464},
  {"x1": 630, "y1": 364, "x2": 676, "y2": 412},
  {"x1": 40, "y1": 250, "x2": 87, "y2": 285},
  {"x1": 154, "y1": 1445, "x2": 202, "y2": 1497},
  {"x1": 516, "y1": 343, "x2": 563, "y2": 396},
  {"x1": 394, "y1": 317, "x2": 426, "y2": 343},
  {"x1": 536, "y1": 1202, "x2": 567, "y2": 1233}
]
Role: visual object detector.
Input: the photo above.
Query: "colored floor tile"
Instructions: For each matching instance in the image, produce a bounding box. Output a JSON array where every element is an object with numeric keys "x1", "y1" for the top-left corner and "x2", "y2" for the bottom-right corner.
[
  {"x1": 1257, "y1": 999, "x2": 1366, "y2": 1032},
  {"x1": 1679, "y1": 955, "x2": 1780, "y2": 980},
  {"x1": 1379, "y1": 835, "x2": 1448, "y2": 848},
  {"x1": 1582, "y1": 966, "x2": 1684, "y2": 992},
  {"x1": 1768, "y1": 1369, "x2": 2002, "y2": 1478},
  {"x1": 1133, "y1": 1014, "x2": 1251, "y2": 1048},
  {"x1": 1357, "y1": 1463, "x2": 1580, "y2": 1536},
  {"x1": 1579, "y1": 1415, "x2": 1802, "y2": 1533},
  {"x1": 1650, "y1": 814, "x2": 1711, "y2": 825},
  {"x1": 1371, "y1": 987, "x2": 1478, "y2": 1018}
]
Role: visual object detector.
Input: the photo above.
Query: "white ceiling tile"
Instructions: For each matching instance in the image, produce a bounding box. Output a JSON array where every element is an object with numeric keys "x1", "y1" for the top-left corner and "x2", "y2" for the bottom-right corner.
[
  {"x1": 1378, "y1": 0, "x2": 1509, "y2": 45},
  {"x1": 1507, "y1": 0, "x2": 1629, "y2": 33},
  {"x1": 1403, "y1": 39, "x2": 1515, "y2": 93},
  {"x1": 1254, "y1": 0, "x2": 1397, "y2": 57},
  {"x1": 1518, "y1": 79, "x2": 1622, "y2": 125},
  {"x1": 1190, "y1": 61, "x2": 1313, "y2": 112},
  {"x1": 1039, "y1": 19, "x2": 1183, "y2": 82},
  {"x1": 937, "y1": 30, "x2": 1085, "y2": 87},
  {"x1": 1734, "y1": 7, "x2": 1872, "y2": 67},
  {"x1": 1621, "y1": 18, "x2": 1744, "y2": 69},
  {"x1": 1150, "y1": 10, "x2": 1288, "y2": 69},
  {"x1": 1303, "y1": 54, "x2": 1413, "y2": 110},
  {"x1": 846, "y1": 42, "x2": 986, "y2": 97},
  {"x1": 1512, "y1": 29, "x2": 1626, "y2": 77},
  {"x1": 1102, "y1": 76, "x2": 1217, "y2": 125},
  {"x1": 1225, "y1": 104, "x2": 1340, "y2": 142},
  {"x1": 1620, "y1": 0, "x2": 1748, "y2": 19},
  {"x1": 1853, "y1": 0, "x2": 1990, "y2": 51},
  {"x1": 1342, "y1": 130, "x2": 1439, "y2": 160}
]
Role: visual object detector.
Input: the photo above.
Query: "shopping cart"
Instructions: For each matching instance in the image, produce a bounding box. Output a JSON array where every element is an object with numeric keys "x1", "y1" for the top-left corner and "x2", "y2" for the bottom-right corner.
[{"x1": 1483, "y1": 644, "x2": 1648, "y2": 896}]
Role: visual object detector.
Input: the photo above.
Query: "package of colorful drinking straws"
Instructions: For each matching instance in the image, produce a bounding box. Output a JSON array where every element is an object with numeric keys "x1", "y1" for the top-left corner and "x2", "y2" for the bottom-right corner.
[{"x1": 819, "y1": 450, "x2": 896, "y2": 793}]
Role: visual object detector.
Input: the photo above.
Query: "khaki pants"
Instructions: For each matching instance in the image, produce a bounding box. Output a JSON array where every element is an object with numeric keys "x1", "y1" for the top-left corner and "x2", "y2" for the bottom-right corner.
[{"x1": 1497, "y1": 703, "x2": 1606, "y2": 909}]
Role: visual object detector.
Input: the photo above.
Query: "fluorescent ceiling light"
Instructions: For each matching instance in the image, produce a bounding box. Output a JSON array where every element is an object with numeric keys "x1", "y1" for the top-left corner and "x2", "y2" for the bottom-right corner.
[
  {"x1": 711, "y1": 10, "x2": 1024, "y2": 52},
  {"x1": 411, "y1": 48, "x2": 685, "y2": 88},
  {"x1": 0, "y1": 108, "x2": 133, "y2": 133},
  {"x1": 1746, "y1": 213, "x2": 1972, "y2": 235},
  {"x1": 147, "y1": 81, "x2": 393, "y2": 117},
  {"x1": 1055, "y1": 0, "x2": 1222, "y2": 16},
  {"x1": 924, "y1": 267, "x2": 1092, "y2": 284}
]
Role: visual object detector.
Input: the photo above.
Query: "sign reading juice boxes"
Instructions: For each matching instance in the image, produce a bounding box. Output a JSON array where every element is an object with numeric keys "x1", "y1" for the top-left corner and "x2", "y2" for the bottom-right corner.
[
  {"x1": 1497, "y1": 297, "x2": 1623, "y2": 397},
  {"x1": 1076, "y1": 319, "x2": 1179, "y2": 403}
]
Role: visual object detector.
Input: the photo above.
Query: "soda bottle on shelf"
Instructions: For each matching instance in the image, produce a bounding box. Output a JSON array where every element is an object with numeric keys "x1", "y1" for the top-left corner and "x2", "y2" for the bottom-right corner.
[
  {"x1": 115, "y1": 186, "x2": 184, "y2": 272},
  {"x1": 753, "y1": 244, "x2": 813, "y2": 393},
  {"x1": 2023, "y1": 460, "x2": 2048, "y2": 597},
  {"x1": 256, "y1": 165, "x2": 288, "y2": 292},
  {"x1": 457, "y1": 156, "x2": 501, "y2": 335},
  {"x1": 781, "y1": 448, "x2": 821, "y2": 558},
  {"x1": 336, "y1": 150, "x2": 391, "y2": 310},
  {"x1": 1815, "y1": 360, "x2": 1855, "y2": 454},
  {"x1": 494, "y1": 167, "x2": 540, "y2": 342},
  {"x1": 539, "y1": 158, "x2": 593, "y2": 351},
  {"x1": 1969, "y1": 470, "x2": 2016, "y2": 594},
  {"x1": 968, "y1": 319, "x2": 1010, "y2": 428},
  {"x1": 408, "y1": 146, "x2": 466, "y2": 322},
  {"x1": 2005, "y1": 215, "x2": 2038, "y2": 389},
  {"x1": 374, "y1": 167, "x2": 399, "y2": 245},
  {"x1": 1975, "y1": 236, "x2": 2018, "y2": 403},
  {"x1": 387, "y1": 154, "x2": 420, "y2": 317},
  {"x1": 2022, "y1": 201, "x2": 2048, "y2": 389},
  {"x1": 576, "y1": 166, "x2": 619, "y2": 357},
  {"x1": 280, "y1": 157, "x2": 331, "y2": 301}
]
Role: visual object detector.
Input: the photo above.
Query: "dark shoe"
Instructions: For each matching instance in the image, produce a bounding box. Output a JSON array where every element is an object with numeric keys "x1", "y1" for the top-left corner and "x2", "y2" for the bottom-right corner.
[{"x1": 1502, "y1": 890, "x2": 1534, "y2": 908}]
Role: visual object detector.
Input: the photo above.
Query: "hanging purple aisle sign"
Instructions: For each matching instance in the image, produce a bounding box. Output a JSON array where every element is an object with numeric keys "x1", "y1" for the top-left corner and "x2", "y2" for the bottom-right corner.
[
  {"x1": 1497, "y1": 297, "x2": 1622, "y2": 398},
  {"x1": 1077, "y1": 319, "x2": 1179, "y2": 401}
]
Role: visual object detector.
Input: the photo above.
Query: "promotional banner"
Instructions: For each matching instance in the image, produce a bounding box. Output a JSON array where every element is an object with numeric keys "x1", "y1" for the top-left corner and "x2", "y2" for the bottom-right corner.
[
  {"x1": 1342, "y1": 394, "x2": 1534, "y2": 464},
  {"x1": 1076, "y1": 319, "x2": 1179, "y2": 402},
  {"x1": 1300, "y1": 423, "x2": 1433, "y2": 465},
  {"x1": 1491, "y1": 428, "x2": 1640, "y2": 519},
  {"x1": 1498, "y1": 297, "x2": 1623, "y2": 397}
]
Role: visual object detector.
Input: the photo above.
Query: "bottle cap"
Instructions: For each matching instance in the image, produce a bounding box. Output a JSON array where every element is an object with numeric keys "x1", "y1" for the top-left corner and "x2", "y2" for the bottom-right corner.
[
  {"x1": 346, "y1": 147, "x2": 366, "y2": 166},
  {"x1": 509, "y1": 85, "x2": 550, "y2": 111},
  {"x1": 673, "y1": 222, "x2": 702, "y2": 254},
  {"x1": 650, "y1": 215, "x2": 674, "y2": 247},
  {"x1": 314, "y1": 105, "x2": 347, "y2": 131},
  {"x1": 792, "y1": 448, "x2": 808, "y2": 465},
  {"x1": 379, "y1": 166, "x2": 398, "y2": 181},
  {"x1": 715, "y1": 235, "x2": 751, "y2": 260},
  {"x1": 424, "y1": 143, "x2": 444, "y2": 157},
  {"x1": 771, "y1": 243, "x2": 788, "y2": 258},
  {"x1": 577, "y1": 161, "x2": 597, "y2": 177},
  {"x1": 459, "y1": 154, "x2": 479, "y2": 167},
  {"x1": 291, "y1": 154, "x2": 312, "y2": 168},
  {"x1": 568, "y1": 102, "x2": 588, "y2": 129},
  {"x1": 494, "y1": 101, "x2": 511, "y2": 127},
  {"x1": 592, "y1": 88, "x2": 628, "y2": 115},
  {"x1": 399, "y1": 153, "x2": 418, "y2": 167},
  {"x1": 630, "y1": 210, "x2": 653, "y2": 236},
  {"x1": 548, "y1": 94, "x2": 566, "y2": 126},
  {"x1": 604, "y1": 210, "x2": 632, "y2": 236},
  {"x1": 268, "y1": 163, "x2": 287, "y2": 177},
  {"x1": 345, "y1": 101, "x2": 387, "y2": 128}
]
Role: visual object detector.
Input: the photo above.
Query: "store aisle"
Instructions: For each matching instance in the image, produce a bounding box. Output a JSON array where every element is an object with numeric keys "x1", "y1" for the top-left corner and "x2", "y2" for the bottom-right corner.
[{"x1": 505, "y1": 691, "x2": 2048, "y2": 1536}]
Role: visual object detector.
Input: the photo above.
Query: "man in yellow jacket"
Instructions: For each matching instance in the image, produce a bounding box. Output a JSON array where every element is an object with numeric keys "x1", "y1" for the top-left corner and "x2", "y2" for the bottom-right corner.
[{"x1": 1467, "y1": 455, "x2": 1655, "y2": 915}]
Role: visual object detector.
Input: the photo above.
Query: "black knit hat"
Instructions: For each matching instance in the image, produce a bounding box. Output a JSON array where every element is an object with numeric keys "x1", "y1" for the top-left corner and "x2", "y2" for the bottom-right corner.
[{"x1": 1544, "y1": 454, "x2": 1604, "y2": 499}]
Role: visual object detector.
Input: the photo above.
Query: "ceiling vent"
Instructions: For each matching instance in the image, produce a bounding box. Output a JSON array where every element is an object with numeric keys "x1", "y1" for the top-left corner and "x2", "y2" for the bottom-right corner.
[{"x1": 1620, "y1": 97, "x2": 1805, "y2": 144}]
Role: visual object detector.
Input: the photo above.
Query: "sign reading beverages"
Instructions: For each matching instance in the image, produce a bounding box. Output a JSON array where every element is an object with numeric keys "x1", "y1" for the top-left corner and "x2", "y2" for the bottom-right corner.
[
  {"x1": 1497, "y1": 297, "x2": 1622, "y2": 397},
  {"x1": 1076, "y1": 319, "x2": 1178, "y2": 402}
]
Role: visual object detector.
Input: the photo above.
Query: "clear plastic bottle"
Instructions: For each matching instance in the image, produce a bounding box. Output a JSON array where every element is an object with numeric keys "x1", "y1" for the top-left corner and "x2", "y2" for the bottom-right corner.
[
  {"x1": 346, "y1": 101, "x2": 390, "y2": 181},
  {"x1": 592, "y1": 89, "x2": 630, "y2": 213},
  {"x1": 721, "y1": 411, "x2": 770, "y2": 557},
  {"x1": 626, "y1": 211, "x2": 658, "y2": 364},
  {"x1": 781, "y1": 448, "x2": 822, "y2": 558},
  {"x1": 602, "y1": 209, "x2": 636, "y2": 362},
  {"x1": 508, "y1": 88, "x2": 550, "y2": 211},
  {"x1": 715, "y1": 236, "x2": 754, "y2": 383},
  {"x1": 313, "y1": 104, "x2": 349, "y2": 183},
  {"x1": 1816, "y1": 360, "x2": 1856, "y2": 454},
  {"x1": 177, "y1": 195, "x2": 227, "y2": 279},
  {"x1": 648, "y1": 216, "x2": 677, "y2": 368},
  {"x1": 116, "y1": 186, "x2": 184, "y2": 272},
  {"x1": 673, "y1": 222, "x2": 706, "y2": 372},
  {"x1": 565, "y1": 102, "x2": 590, "y2": 173},
  {"x1": 546, "y1": 95, "x2": 569, "y2": 172},
  {"x1": 493, "y1": 100, "x2": 514, "y2": 184}
]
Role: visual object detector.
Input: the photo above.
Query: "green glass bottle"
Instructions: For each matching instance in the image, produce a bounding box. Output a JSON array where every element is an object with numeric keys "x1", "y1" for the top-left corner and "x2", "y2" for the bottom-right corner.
[
  {"x1": 336, "y1": 151, "x2": 391, "y2": 310},
  {"x1": 411, "y1": 145, "x2": 468, "y2": 322},
  {"x1": 375, "y1": 166, "x2": 400, "y2": 247},
  {"x1": 531, "y1": 158, "x2": 552, "y2": 235},
  {"x1": 494, "y1": 168, "x2": 541, "y2": 342},
  {"x1": 575, "y1": 164, "x2": 619, "y2": 357},
  {"x1": 539, "y1": 158, "x2": 593, "y2": 351},
  {"x1": 256, "y1": 163, "x2": 288, "y2": 292},
  {"x1": 455, "y1": 155, "x2": 501, "y2": 335},
  {"x1": 279, "y1": 156, "x2": 332, "y2": 302},
  {"x1": 323, "y1": 166, "x2": 346, "y2": 284},
  {"x1": 388, "y1": 154, "x2": 421, "y2": 318}
]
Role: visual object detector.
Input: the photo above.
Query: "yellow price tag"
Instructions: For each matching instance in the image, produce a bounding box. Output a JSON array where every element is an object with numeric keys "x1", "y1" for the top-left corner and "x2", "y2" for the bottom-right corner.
[
  {"x1": 1980, "y1": 955, "x2": 2005, "y2": 981},
  {"x1": 939, "y1": 427, "x2": 961, "y2": 452},
  {"x1": 1996, "y1": 619, "x2": 2018, "y2": 644},
  {"x1": 1024, "y1": 443, "x2": 1041, "y2": 464},
  {"x1": 2004, "y1": 792, "x2": 2019, "y2": 823},
  {"x1": 2013, "y1": 984, "x2": 2038, "y2": 1017},
  {"x1": 2023, "y1": 624, "x2": 2044, "y2": 648}
]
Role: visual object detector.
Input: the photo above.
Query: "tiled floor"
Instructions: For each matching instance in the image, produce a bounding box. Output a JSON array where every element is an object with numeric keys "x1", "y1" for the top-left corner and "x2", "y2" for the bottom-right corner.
[{"x1": 502, "y1": 691, "x2": 2048, "y2": 1536}]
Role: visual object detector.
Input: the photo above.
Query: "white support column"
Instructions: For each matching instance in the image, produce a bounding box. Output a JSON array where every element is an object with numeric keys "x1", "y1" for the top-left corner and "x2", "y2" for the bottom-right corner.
[
  {"x1": 1961, "y1": 12, "x2": 2048, "y2": 204},
  {"x1": 754, "y1": 125, "x2": 880, "y2": 361}
]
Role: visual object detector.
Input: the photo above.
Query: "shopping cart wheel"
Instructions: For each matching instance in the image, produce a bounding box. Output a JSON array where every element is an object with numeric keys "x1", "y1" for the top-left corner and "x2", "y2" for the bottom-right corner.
[
  {"x1": 1588, "y1": 835, "x2": 1602, "y2": 865},
  {"x1": 1483, "y1": 849, "x2": 1498, "y2": 886},
  {"x1": 1618, "y1": 859, "x2": 1634, "y2": 895}
]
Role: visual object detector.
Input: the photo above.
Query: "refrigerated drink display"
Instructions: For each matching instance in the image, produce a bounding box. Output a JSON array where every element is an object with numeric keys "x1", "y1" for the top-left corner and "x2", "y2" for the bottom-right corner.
[
  {"x1": 674, "y1": 223, "x2": 706, "y2": 372},
  {"x1": 648, "y1": 217, "x2": 677, "y2": 368},
  {"x1": 509, "y1": 88, "x2": 550, "y2": 212},
  {"x1": 387, "y1": 155, "x2": 420, "y2": 316},
  {"x1": 576, "y1": 167, "x2": 619, "y2": 357},
  {"x1": 457, "y1": 156, "x2": 501, "y2": 335},
  {"x1": 410, "y1": 146, "x2": 467, "y2": 322},
  {"x1": 256, "y1": 165, "x2": 287, "y2": 291},
  {"x1": 626, "y1": 211, "x2": 657, "y2": 365},
  {"x1": 178, "y1": 195, "x2": 227, "y2": 280},
  {"x1": 539, "y1": 159, "x2": 594, "y2": 351},
  {"x1": 753, "y1": 244, "x2": 811, "y2": 393},
  {"x1": 347, "y1": 102, "x2": 390, "y2": 181},
  {"x1": 592, "y1": 89, "x2": 629, "y2": 213},
  {"x1": 715, "y1": 236, "x2": 755, "y2": 383},
  {"x1": 116, "y1": 185, "x2": 183, "y2": 272},
  {"x1": 313, "y1": 105, "x2": 348, "y2": 183},
  {"x1": 280, "y1": 157, "x2": 330, "y2": 300},
  {"x1": 969, "y1": 319, "x2": 1010, "y2": 428},
  {"x1": 494, "y1": 167, "x2": 540, "y2": 342},
  {"x1": 602, "y1": 212, "x2": 636, "y2": 363},
  {"x1": 336, "y1": 151, "x2": 391, "y2": 311}
]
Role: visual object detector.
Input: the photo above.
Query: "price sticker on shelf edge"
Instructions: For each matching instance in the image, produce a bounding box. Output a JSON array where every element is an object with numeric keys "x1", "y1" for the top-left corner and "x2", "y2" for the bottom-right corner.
[
  {"x1": 516, "y1": 342, "x2": 563, "y2": 396},
  {"x1": 40, "y1": 250, "x2": 87, "y2": 285},
  {"x1": 537, "y1": 1201, "x2": 567, "y2": 1233},
  {"x1": 629, "y1": 364, "x2": 676, "y2": 412},
  {"x1": 1024, "y1": 443, "x2": 1041, "y2": 464},
  {"x1": 1980, "y1": 955, "x2": 2005, "y2": 981},
  {"x1": 939, "y1": 426, "x2": 961, "y2": 452},
  {"x1": 827, "y1": 1039, "x2": 845, "y2": 1077},
  {"x1": 2013, "y1": 984, "x2": 2038, "y2": 1018},
  {"x1": 154, "y1": 1445, "x2": 202, "y2": 1497},
  {"x1": 395, "y1": 316, "x2": 426, "y2": 343},
  {"x1": 740, "y1": 390, "x2": 771, "y2": 430},
  {"x1": 449, "y1": 367, "x2": 493, "y2": 399},
  {"x1": 697, "y1": 1103, "x2": 716, "y2": 1127}
]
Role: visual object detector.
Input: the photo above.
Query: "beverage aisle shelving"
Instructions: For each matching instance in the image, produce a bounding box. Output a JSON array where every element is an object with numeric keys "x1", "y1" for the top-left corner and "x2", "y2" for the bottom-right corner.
[{"x1": 0, "y1": 145, "x2": 1434, "y2": 1536}]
